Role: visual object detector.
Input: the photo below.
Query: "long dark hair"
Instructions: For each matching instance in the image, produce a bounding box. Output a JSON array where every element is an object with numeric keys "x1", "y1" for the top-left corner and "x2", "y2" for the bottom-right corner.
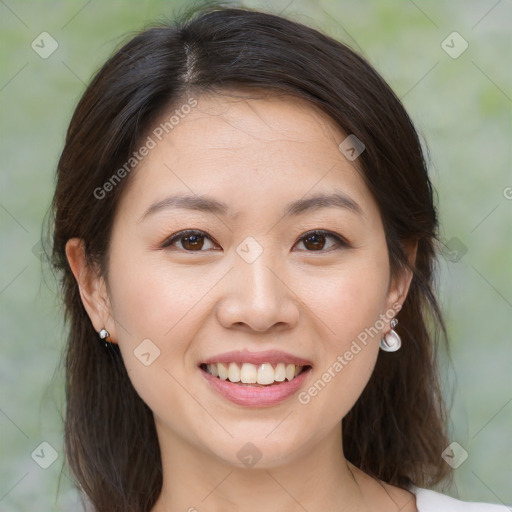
[{"x1": 49, "y1": 4, "x2": 451, "y2": 511}]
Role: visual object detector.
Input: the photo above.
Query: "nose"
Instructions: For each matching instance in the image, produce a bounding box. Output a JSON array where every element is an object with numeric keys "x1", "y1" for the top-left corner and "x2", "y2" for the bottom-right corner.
[{"x1": 215, "y1": 249, "x2": 300, "y2": 333}]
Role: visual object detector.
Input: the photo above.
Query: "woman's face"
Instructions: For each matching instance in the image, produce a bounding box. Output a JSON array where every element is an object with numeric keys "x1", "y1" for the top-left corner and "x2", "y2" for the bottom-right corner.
[{"x1": 81, "y1": 91, "x2": 412, "y2": 468}]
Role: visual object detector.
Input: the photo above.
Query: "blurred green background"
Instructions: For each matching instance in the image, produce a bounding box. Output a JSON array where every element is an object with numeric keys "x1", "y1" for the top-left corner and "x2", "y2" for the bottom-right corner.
[{"x1": 1, "y1": 1, "x2": 510, "y2": 510}]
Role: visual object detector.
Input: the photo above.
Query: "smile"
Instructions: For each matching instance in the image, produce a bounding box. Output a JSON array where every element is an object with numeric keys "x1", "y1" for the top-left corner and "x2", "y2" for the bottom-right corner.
[
  {"x1": 198, "y1": 352, "x2": 313, "y2": 406},
  {"x1": 200, "y1": 362, "x2": 310, "y2": 386}
]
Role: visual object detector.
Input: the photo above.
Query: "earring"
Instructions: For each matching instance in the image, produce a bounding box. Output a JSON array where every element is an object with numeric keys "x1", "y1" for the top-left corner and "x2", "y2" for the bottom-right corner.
[
  {"x1": 98, "y1": 328, "x2": 112, "y2": 347},
  {"x1": 380, "y1": 318, "x2": 401, "y2": 352}
]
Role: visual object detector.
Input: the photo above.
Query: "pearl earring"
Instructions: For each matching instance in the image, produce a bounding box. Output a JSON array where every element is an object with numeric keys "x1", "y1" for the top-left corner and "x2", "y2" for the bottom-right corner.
[
  {"x1": 98, "y1": 328, "x2": 112, "y2": 347},
  {"x1": 379, "y1": 318, "x2": 401, "y2": 352}
]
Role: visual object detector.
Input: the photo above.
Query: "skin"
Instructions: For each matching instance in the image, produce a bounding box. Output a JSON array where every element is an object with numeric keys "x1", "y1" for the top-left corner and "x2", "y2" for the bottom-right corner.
[{"x1": 66, "y1": 90, "x2": 418, "y2": 512}]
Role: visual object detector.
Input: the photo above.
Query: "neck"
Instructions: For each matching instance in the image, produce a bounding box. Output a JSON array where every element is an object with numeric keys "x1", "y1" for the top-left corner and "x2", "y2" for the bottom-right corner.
[{"x1": 152, "y1": 424, "x2": 370, "y2": 512}]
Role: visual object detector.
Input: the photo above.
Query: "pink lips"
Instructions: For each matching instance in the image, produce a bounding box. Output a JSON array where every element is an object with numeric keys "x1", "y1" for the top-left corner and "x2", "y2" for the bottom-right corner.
[
  {"x1": 199, "y1": 350, "x2": 313, "y2": 407},
  {"x1": 201, "y1": 349, "x2": 313, "y2": 367},
  {"x1": 200, "y1": 366, "x2": 312, "y2": 407}
]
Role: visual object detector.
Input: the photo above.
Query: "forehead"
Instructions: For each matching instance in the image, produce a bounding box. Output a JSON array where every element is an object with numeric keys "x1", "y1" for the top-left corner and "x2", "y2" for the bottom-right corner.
[
  {"x1": 117, "y1": 91, "x2": 380, "y2": 227},
  {"x1": 180, "y1": 90, "x2": 341, "y2": 145},
  {"x1": 190, "y1": 91, "x2": 342, "y2": 154}
]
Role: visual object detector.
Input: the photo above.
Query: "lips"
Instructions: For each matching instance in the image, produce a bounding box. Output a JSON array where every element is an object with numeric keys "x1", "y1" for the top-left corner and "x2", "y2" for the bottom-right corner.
[
  {"x1": 201, "y1": 349, "x2": 313, "y2": 367},
  {"x1": 198, "y1": 350, "x2": 313, "y2": 407}
]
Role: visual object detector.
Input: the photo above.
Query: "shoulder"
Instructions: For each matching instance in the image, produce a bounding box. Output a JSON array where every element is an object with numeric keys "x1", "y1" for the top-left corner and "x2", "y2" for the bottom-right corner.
[{"x1": 410, "y1": 486, "x2": 510, "y2": 512}]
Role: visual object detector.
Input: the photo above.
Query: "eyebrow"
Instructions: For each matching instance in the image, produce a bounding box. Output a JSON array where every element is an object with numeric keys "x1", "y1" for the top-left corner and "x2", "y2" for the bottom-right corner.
[{"x1": 138, "y1": 191, "x2": 364, "y2": 223}]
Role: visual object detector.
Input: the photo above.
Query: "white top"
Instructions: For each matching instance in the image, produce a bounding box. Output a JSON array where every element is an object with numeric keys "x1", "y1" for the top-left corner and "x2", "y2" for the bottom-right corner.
[{"x1": 411, "y1": 486, "x2": 511, "y2": 511}]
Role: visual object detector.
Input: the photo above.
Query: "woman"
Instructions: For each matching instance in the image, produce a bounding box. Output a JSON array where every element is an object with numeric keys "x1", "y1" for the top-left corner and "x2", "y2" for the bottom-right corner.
[{"x1": 49, "y1": 4, "x2": 508, "y2": 512}]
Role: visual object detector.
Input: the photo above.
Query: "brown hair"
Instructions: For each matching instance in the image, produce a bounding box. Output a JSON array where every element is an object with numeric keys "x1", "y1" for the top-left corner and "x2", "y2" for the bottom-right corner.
[{"x1": 49, "y1": 4, "x2": 451, "y2": 511}]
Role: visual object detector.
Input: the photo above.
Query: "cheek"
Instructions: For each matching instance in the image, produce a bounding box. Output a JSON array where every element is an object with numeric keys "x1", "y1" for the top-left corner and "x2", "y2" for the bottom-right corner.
[
  {"x1": 106, "y1": 252, "x2": 208, "y2": 438},
  {"x1": 293, "y1": 254, "x2": 388, "y2": 419},
  {"x1": 106, "y1": 243, "x2": 228, "y2": 399},
  {"x1": 300, "y1": 254, "x2": 390, "y2": 346},
  {"x1": 107, "y1": 238, "x2": 220, "y2": 345}
]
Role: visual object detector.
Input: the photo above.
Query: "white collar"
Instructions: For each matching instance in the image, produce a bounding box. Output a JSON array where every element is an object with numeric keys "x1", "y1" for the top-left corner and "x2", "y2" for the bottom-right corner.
[{"x1": 408, "y1": 485, "x2": 510, "y2": 511}]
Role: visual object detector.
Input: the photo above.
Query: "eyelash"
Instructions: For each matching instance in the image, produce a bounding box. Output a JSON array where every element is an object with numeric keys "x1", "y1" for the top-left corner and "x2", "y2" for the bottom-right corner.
[{"x1": 161, "y1": 229, "x2": 349, "y2": 253}]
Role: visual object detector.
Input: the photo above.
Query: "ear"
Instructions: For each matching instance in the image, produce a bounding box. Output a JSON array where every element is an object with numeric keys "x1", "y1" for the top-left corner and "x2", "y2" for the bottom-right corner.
[
  {"x1": 384, "y1": 239, "x2": 418, "y2": 315},
  {"x1": 65, "y1": 238, "x2": 118, "y2": 343}
]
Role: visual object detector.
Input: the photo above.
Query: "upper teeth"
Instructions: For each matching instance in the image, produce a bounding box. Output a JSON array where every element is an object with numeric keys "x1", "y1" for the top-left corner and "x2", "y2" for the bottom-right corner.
[{"x1": 205, "y1": 362, "x2": 304, "y2": 385}]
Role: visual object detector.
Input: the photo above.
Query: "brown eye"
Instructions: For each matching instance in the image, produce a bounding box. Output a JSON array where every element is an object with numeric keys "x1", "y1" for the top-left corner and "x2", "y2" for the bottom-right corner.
[
  {"x1": 295, "y1": 230, "x2": 347, "y2": 252},
  {"x1": 162, "y1": 230, "x2": 217, "y2": 252},
  {"x1": 181, "y1": 233, "x2": 205, "y2": 251}
]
